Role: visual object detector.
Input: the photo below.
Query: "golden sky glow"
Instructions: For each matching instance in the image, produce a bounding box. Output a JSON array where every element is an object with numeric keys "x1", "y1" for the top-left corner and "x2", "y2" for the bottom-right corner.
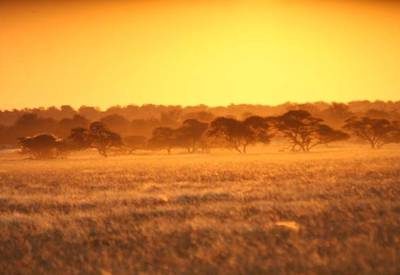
[{"x1": 1, "y1": 0, "x2": 400, "y2": 109}]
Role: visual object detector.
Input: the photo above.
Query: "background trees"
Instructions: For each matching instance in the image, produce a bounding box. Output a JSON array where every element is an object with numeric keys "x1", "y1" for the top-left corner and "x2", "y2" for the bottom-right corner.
[
  {"x1": 273, "y1": 110, "x2": 349, "y2": 151},
  {"x1": 14, "y1": 113, "x2": 57, "y2": 138},
  {"x1": 242, "y1": 116, "x2": 272, "y2": 150},
  {"x1": 67, "y1": 127, "x2": 91, "y2": 150},
  {"x1": 100, "y1": 114, "x2": 131, "y2": 135},
  {"x1": 148, "y1": 120, "x2": 209, "y2": 154},
  {"x1": 176, "y1": 119, "x2": 209, "y2": 153},
  {"x1": 124, "y1": 135, "x2": 147, "y2": 151},
  {"x1": 18, "y1": 134, "x2": 61, "y2": 159},
  {"x1": 208, "y1": 117, "x2": 249, "y2": 153},
  {"x1": 208, "y1": 116, "x2": 271, "y2": 153},
  {"x1": 344, "y1": 117, "x2": 400, "y2": 149},
  {"x1": 320, "y1": 103, "x2": 354, "y2": 127},
  {"x1": 56, "y1": 115, "x2": 89, "y2": 137},
  {"x1": 88, "y1": 122, "x2": 123, "y2": 156},
  {"x1": 2, "y1": 102, "x2": 400, "y2": 153},
  {"x1": 66, "y1": 122, "x2": 123, "y2": 157}
]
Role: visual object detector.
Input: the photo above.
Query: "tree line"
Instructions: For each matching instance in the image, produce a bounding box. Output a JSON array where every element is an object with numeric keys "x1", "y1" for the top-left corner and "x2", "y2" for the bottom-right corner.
[
  {"x1": 16, "y1": 110, "x2": 400, "y2": 158},
  {"x1": 1, "y1": 101, "x2": 400, "y2": 144},
  {"x1": 2, "y1": 101, "x2": 400, "y2": 148},
  {"x1": 148, "y1": 110, "x2": 400, "y2": 154}
]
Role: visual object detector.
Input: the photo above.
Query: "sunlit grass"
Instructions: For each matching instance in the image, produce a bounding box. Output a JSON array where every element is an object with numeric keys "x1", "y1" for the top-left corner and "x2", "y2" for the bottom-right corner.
[{"x1": 0, "y1": 146, "x2": 399, "y2": 274}]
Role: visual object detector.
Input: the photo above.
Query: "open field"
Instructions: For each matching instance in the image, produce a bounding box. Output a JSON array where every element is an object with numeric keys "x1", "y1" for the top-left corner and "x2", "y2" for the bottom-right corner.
[{"x1": 0, "y1": 147, "x2": 400, "y2": 274}]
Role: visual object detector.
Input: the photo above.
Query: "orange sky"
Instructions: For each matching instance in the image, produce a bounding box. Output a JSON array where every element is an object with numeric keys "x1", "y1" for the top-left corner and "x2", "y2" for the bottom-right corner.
[{"x1": 0, "y1": 0, "x2": 399, "y2": 109}]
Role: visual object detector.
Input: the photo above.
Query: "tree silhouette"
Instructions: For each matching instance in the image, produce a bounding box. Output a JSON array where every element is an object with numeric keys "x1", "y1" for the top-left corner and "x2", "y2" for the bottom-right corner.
[
  {"x1": 242, "y1": 116, "x2": 272, "y2": 151},
  {"x1": 208, "y1": 116, "x2": 270, "y2": 153},
  {"x1": 67, "y1": 127, "x2": 92, "y2": 150},
  {"x1": 2, "y1": 102, "x2": 400, "y2": 152},
  {"x1": 176, "y1": 119, "x2": 209, "y2": 153},
  {"x1": 66, "y1": 122, "x2": 123, "y2": 156},
  {"x1": 18, "y1": 134, "x2": 61, "y2": 159},
  {"x1": 274, "y1": 110, "x2": 348, "y2": 151},
  {"x1": 344, "y1": 117, "x2": 399, "y2": 149},
  {"x1": 208, "y1": 117, "x2": 247, "y2": 153},
  {"x1": 314, "y1": 124, "x2": 349, "y2": 146},
  {"x1": 88, "y1": 122, "x2": 123, "y2": 157}
]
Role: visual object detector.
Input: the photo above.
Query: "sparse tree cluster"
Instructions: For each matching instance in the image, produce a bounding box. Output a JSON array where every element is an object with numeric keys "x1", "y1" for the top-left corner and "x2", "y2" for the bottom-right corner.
[
  {"x1": 208, "y1": 116, "x2": 272, "y2": 153},
  {"x1": 148, "y1": 119, "x2": 209, "y2": 154},
  {"x1": 18, "y1": 134, "x2": 64, "y2": 159},
  {"x1": 147, "y1": 111, "x2": 354, "y2": 154},
  {"x1": 271, "y1": 110, "x2": 349, "y2": 152},
  {"x1": 19, "y1": 121, "x2": 123, "y2": 158},
  {"x1": 344, "y1": 117, "x2": 400, "y2": 149},
  {"x1": 1, "y1": 102, "x2": 399, "y2": 158}
]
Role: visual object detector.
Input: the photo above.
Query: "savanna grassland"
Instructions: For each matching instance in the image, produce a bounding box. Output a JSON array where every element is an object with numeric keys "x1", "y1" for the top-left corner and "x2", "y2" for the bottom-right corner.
[{"x1": 0, "y1": 147, "x2": 399, "y2": 275}]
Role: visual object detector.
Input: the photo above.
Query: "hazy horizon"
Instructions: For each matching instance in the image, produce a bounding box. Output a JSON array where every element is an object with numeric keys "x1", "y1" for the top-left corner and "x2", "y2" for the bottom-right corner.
[{"x1": 1, "y1": 98, "x2": 399, "y2": 112}]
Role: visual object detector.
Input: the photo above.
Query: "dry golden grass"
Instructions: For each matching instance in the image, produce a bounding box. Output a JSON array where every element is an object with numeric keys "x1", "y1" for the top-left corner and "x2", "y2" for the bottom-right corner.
[{"x1": 0, "y1": 146, "x2": 400, "y2": 274}]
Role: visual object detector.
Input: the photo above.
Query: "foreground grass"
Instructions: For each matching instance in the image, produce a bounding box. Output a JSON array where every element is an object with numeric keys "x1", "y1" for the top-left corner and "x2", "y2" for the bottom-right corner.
[{"x1": 0, "y1": 148, "x2": 399, "y2": 274}]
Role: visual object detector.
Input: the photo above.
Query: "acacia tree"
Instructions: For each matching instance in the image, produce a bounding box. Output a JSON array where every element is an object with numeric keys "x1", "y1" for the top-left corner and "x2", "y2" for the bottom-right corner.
[
  {"x1": 208, "y1": 116, "x2": 271, "y2": 153},
  {"x1": 241, "y1": 116, "x2": 272, "y2": 152},
  {"x1": 18, "y1": 134, "x2": 61, "y2": 159},
  {"x1": 175, "y1": 119, "x2": 209, "y2": 153},
  {"x1": 208, "y1": 117, "x2": 248, "y2": 153},
  {"x1": 88, "y1": 122, "x2": 123, "y2": 156},
  {"x1": 274, "y1": 110, "x2": 348, "y2": 152},
  {"x1": 315, "y1": 124, "x2": 349, "y2": 146},
  {"x1": 66, "y1": 122, "x2": 123, "y2": 157},
  {"x1": 343, "y1": 117, "x2": 399, "y2": 149}
]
